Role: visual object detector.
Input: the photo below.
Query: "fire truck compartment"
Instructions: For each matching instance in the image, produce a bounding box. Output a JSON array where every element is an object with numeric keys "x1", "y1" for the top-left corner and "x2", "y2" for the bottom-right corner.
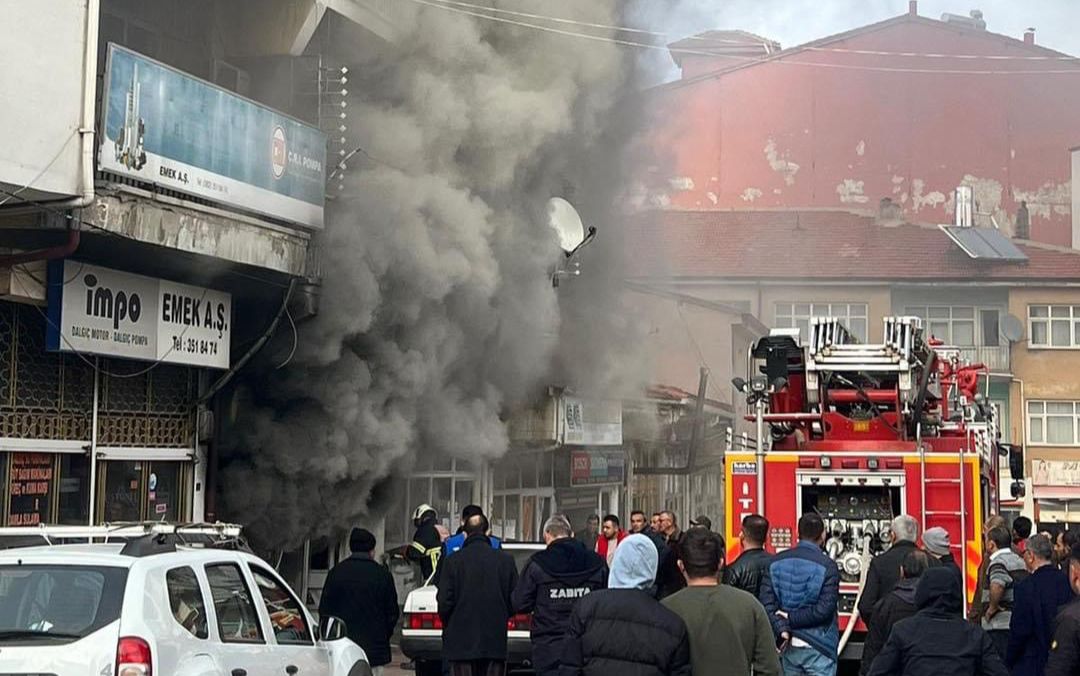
[{"x1": 797, "y1": 472, "x2": 905, "y2": 585}]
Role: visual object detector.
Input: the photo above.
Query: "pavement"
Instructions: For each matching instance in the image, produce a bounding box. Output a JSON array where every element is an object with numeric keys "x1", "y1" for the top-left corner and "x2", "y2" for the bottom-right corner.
[{"x1": 382, "y1": 646, "x2": 415, "y2": 676}]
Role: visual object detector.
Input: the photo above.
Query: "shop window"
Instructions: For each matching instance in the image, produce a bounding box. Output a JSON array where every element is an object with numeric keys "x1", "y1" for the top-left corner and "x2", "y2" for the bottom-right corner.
[
  {"x1": 57, "y1": 454, "x2": 90, "y2": 524},
  {"x1": 98, "y1": 460, "x2": 188, "y2": 523},
  {"x1": 0, "y1": 452, "x2": 90, "y2": 527}
]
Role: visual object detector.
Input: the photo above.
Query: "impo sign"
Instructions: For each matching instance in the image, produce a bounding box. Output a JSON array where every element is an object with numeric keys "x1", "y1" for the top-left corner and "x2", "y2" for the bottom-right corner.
[{"x1": 46, "y1": 261, "x2": 231, "y2": 369}]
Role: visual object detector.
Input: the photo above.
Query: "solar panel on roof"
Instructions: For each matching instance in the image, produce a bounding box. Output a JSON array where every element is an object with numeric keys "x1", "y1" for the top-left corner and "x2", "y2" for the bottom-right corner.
[{"x1": 939, "y1": 225, "x2": 1028, "y2": 262}]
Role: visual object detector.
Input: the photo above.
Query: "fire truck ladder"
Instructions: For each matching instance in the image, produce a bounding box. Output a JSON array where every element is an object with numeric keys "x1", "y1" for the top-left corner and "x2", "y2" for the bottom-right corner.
[
  {"x1": 917, "y1": 426, "x2": 972, "y2": 617},
  {"x1": 804, "y1": 316, "x2": 923, "y2": 404}
]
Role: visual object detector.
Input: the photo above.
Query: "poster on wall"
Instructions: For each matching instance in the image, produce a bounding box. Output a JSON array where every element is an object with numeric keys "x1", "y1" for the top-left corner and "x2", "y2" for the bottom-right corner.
[
  {"x1": 7, "y1": 453, "x2": 54, "y2": 526},
  {"x1": 98, "y1": 44, "x2": 327, "y2": 228},
  {"x1": 46, "y1": 260, "x2": 232, "y2": 369}
]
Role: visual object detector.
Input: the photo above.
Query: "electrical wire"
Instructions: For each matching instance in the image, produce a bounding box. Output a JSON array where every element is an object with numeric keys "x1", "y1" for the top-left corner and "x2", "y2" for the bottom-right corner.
[
  {"x1": 419, "y1": 0, "x2": 761, "y2": 46},
  {"x1": 428, "y1": 0, "x2": 1080, "y2": 65},
  {"x1": 275, "y1": 306, "x2": 298, "y2": 370},
  {"x1": 406, "y1": 0, "x2": 1080, "y2": 75}
]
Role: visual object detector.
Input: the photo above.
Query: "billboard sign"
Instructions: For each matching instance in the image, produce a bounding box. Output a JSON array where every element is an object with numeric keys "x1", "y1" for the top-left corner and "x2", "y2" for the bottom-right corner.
[
  {"x1": 570, "y1": 450, "x2": 626, "y2": 487},
  {"x1": 46, "y1": 261, "x2": 231, "y2": 369},
  {"x1": 99, "y1": 44, "x2": 326, "y2": 228}
]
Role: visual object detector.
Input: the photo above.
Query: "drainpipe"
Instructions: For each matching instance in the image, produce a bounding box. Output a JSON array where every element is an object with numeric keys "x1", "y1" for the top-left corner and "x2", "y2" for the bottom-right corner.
[{"x1": 0, "y1": 0, "x2": 97, "y2": 267}]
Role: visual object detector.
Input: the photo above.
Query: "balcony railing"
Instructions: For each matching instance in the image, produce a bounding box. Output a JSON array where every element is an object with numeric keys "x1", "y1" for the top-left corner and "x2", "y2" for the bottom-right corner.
[{"x1": 956, "y1": 345, "x2": 1010, "y2": 373}]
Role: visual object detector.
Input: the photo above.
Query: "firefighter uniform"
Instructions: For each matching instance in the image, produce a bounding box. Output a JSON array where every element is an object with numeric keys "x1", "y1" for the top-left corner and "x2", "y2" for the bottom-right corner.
[{"x1": 407, "y1": 505, "x2": 443, "y2": 583}]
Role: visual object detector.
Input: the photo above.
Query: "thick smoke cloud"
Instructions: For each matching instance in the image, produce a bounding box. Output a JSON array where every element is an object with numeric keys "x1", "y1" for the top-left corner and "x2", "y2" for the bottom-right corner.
[{"x1": 221, "y1": 1, "x2": 649, "y2": 548}]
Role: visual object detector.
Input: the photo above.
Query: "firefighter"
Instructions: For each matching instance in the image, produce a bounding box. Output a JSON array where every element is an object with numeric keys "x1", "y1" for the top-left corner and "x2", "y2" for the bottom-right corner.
[{"x1": 407, "y1": 503, "x2": 443, "y2": 583}]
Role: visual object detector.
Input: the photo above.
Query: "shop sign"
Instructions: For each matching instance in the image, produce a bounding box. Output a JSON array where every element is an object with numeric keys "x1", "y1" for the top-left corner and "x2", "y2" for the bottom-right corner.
[
  {"x1": 570, "y1": 450, "x2": 625, "y2": 486},
  {"x1": 99, "y1": 44, "x2": 327, "y2": 228},
  {"x1": 46, "y1": 261, "x2": 231, "y2": 369},
  {"x1": 1034, "y1": 460, "x2": 1080, "y2": 487},
  {"x1": 562, "y1": 397, "x2": 622, "y2": 446},
  {"x1": 8, "y1": 453, "x2": 54, "y2": 526}
]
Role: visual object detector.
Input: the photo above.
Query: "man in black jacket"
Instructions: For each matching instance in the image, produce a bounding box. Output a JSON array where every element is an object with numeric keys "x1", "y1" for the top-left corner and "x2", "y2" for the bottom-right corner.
[
  {"x1": 866, "y1": 567, "x2": 1008, "y2": 676},
  {"x1": 318, "y1": 528, "x2": 399, "y2": 674},
  {"x1": 723, "y1": 514, "x2": 771, "y2": 598},
  {"x1": 1044, "y1": 543, "x2": 1080, "y2": 676},
  {"x1": 513, "y1": 514, "x2": 607, "y2": 676},
  {"x1": 859, "y1": 514, "x2": 921, "y2": 627},
  {"x1": 859, "y1": 550, "x2": 930, "y2": 675},
  {"x1": 560, "y1": 534, "x2": 691, "y2": 676},
  {"x1": 438, "y1": 514, "x2": 519, "y2": 676}
]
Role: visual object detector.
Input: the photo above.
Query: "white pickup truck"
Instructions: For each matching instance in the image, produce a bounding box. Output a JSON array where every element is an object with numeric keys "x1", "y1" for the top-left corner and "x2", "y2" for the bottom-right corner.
[{"x1": 401, "y1": 542, "x2": 544, "y2": 676}]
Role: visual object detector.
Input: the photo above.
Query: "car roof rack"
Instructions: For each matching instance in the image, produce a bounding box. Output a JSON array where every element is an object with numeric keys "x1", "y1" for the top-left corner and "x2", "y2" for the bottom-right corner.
[{"x1": 0, "y1": 522, "x2": 250, "y2": 557}]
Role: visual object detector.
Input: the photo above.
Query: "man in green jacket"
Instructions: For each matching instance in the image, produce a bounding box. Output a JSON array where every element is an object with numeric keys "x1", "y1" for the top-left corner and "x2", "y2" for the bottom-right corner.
[{"x1": 662, "y1": 527, "x2": 781, "y2": 676}]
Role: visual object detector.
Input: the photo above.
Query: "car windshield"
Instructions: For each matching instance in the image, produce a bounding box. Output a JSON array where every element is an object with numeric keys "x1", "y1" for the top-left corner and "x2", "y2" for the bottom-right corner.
[{"x1": 0, "y1": 565, "x2": 128, "y2": 641}]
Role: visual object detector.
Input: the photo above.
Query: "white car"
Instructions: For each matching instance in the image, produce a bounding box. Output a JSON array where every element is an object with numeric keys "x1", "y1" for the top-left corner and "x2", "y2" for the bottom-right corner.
[
  {"x1": 0, "y1": 524, "x2": 371, "y2": 676},
  {"x1": 401, "y1": 542, "x2": 544, "y2": 676}
]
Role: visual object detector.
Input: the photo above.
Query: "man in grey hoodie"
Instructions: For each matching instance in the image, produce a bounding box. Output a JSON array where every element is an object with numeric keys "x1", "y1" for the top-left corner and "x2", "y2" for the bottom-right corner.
[{"x1": 559, "y1": 534, "x2": 691, "y2": 676}]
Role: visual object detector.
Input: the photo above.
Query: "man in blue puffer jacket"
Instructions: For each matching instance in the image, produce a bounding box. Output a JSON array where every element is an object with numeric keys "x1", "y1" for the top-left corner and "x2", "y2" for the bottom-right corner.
[{"x1": 760, "y1": 512, "x2": 840, "y2": 676}]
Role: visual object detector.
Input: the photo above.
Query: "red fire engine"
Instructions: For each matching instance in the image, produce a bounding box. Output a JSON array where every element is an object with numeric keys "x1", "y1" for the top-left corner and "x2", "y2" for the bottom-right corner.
[{"x1": 725, "y1": 316, "x2": 1007, "y2": 660}]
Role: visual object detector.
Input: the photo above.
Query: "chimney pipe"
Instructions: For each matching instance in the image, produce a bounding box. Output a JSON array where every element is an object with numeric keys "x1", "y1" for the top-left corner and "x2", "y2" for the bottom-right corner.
[
  {"x1": 1024, "y1": 27, "x2": 1035, "y2": 45},
  {"x1": 908, "y1": 0, "x2": 918, "y2": 16}
]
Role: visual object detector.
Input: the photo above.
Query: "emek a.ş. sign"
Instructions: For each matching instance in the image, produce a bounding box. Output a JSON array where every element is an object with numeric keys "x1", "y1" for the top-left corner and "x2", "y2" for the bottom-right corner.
[
  {"x1": 46, "y1": 261, "x2": 231, "y2": 369},
  {"x1": 99, "y1": 44, "x2": 326, "y2": 228}
]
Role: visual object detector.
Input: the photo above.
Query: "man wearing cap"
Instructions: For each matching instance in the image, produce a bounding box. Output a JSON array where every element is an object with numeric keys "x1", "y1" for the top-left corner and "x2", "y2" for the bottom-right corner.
[
  {"x1": 924, "y1": 527, "x2": 958, "y2": 570},
  {"x1": 319, "y1": 528, "x2": 399, "y2": 676}
]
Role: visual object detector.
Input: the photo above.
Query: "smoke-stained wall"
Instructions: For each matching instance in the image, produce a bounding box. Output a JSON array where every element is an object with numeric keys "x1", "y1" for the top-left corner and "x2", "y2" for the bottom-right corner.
[{"x1": 218, "y1": 1, "x2": 652, "y2": 548}]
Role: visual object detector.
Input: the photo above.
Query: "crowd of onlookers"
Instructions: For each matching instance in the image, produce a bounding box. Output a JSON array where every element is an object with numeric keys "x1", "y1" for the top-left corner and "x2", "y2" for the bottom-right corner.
[{"x1": 316, "y1": 504, "x2": 1080, "y2": 676}]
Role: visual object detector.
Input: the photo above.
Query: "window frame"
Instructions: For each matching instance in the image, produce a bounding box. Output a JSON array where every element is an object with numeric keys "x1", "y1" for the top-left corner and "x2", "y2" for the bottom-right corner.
[
  {"x1": 904, "y1": 305, "x2": 980, "y2": 346},
  {"x1": 1028, "y1": 305, "x2": 1080, "y2": 349},
  {"x1": 166, "y1": 565, "x2": 209, "y2": 640},
  {"x1": 774, "y1": 302, "x2": 869, "y2": 342},
  {"x1": 248, "y1": 563, "x2": 315, "y2": 647},
  {"x1": 1026, "y1": 400, "x2": 1080, "y2": 447},
  {"x1": 204, "y1": 563, "x2": 266, "y2": 645}
]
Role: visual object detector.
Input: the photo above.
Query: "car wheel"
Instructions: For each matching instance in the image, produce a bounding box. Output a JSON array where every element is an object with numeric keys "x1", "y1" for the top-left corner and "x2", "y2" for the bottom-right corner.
[
  {"x1": 415, "y1": 660, "x2": 442, "y2": 676},
  {"x1": 347, "y1": 662, "x2": 373, "y2": 676}
]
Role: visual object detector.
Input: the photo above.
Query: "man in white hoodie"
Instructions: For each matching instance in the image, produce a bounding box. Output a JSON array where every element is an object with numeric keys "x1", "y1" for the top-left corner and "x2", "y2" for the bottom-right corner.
[{"x1": 559, "y1": 534, "x2": 691, "y2": 676}]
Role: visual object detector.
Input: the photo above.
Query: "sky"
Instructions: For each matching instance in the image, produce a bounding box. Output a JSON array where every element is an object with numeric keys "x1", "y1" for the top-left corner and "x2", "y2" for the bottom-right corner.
[{"x1": 650, "y1": 0, "x2": 1080, "y2": 78}]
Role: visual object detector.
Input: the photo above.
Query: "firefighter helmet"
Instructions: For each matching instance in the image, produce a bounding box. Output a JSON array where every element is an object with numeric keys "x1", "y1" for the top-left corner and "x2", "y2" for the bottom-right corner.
[{"x1": 413, "y1": 503, "x2": 436, "y2": 524}]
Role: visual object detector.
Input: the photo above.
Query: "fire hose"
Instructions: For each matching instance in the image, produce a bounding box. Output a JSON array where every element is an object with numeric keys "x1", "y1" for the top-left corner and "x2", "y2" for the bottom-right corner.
[{"x1": 837, "y1": 537, "x2": 873, "y2": 656}]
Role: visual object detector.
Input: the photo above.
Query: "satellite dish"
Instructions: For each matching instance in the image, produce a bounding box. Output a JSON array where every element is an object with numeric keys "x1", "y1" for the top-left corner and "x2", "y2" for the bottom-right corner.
[
  {"x1": 1001, "y1": 314, "x2": 1025, "y2": 343},
  {"x1": 547, "y1": 197, "x2": 586, "y2": 253}
]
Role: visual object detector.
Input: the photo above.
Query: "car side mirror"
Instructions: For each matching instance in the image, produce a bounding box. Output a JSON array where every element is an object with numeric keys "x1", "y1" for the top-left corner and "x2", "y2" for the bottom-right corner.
[{"x1": 319, "y1": 615, "x2": 347, "y2": 642}]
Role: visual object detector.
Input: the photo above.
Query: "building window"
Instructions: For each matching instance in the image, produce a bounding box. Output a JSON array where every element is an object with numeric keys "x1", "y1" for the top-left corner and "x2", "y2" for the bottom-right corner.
[
  {"x1": 774, "y1": 303, "x2": 868, "y2": 342},
  {"x1": 1027, "y1": 401, "x2": 1080, "y2": 445},
  {"x1": 905, "y1": 306, "x2": 977, "y2": 345},
  {"x1": 1029, "y1": 305, "x2": 1080, "y2": 348}
]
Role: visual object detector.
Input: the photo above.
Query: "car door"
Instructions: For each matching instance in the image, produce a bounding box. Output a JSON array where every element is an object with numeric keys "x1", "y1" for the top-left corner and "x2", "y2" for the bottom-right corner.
[
  {"x1": 204, "y1": 562, "x2": 276, "y2": 676},
  {"x1": 246, "y1": 562, "x2": 329, "y2": 676}
]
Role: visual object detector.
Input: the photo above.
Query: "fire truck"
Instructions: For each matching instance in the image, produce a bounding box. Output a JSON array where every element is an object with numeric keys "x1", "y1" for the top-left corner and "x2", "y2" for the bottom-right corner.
[{"x1": 725, "y1": 315, "x2": 1012, "y2": 660}]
